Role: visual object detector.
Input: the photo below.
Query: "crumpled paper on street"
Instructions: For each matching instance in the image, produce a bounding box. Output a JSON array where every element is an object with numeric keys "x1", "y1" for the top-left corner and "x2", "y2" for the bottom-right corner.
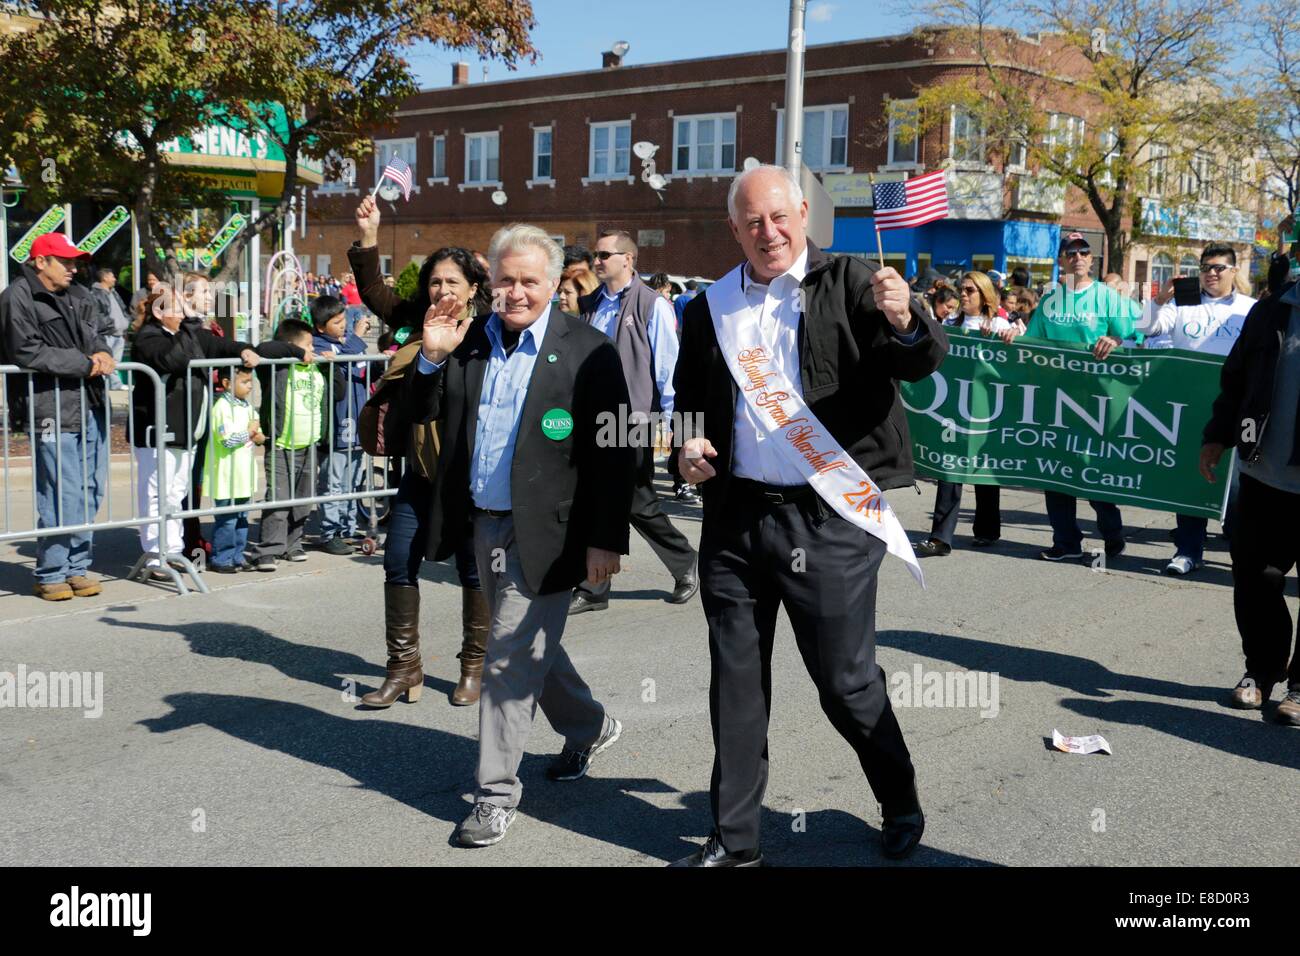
[{"x1": 1051, "y1": 729, "x2": 1112, "y2": 755}]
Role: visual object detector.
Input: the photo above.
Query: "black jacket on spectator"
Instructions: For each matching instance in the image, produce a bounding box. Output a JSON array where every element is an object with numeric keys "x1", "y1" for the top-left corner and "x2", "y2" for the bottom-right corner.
[
  {"x1": 1204, "y1": 279, "x2": 1300, "y2": 466},
  {"x1": 0, "y1": 263, "x2": 112, "y2": 432},
  {"x1": 130, "y1": 320, "x2": 301, "y2": 450},
  {"x1": 668, "y1": 244, "x2": 948, "y2": 520}
]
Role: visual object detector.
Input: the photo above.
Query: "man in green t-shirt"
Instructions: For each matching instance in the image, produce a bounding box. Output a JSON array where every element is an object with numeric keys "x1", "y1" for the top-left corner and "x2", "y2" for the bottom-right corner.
[{"x1": 1002, "y1": 233, "x2": 1138, "y2": 561}]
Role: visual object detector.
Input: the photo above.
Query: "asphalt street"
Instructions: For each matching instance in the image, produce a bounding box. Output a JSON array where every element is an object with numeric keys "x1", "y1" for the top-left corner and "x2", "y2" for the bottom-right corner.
[{"x1": 1, "y1": 476, "x2": 1297, "y2": 867}]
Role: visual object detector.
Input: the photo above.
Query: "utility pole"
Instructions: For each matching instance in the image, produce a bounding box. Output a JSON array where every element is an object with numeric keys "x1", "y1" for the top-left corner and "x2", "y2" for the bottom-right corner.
[{"x1": 782, "y1": 0, "x2": 807, "y2": 178}]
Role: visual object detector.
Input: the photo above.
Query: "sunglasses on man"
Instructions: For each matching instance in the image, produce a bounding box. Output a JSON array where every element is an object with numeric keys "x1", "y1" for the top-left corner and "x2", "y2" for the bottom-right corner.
[
  {"x1": 1064, "y1": 250, "x2": 1091, "y2": 259},
  {"x1": 593, "y1": 250, "x2": 628, "y2": 261},
  {"x1": 1199, "y1": 263, "x2": 1234, "y2": 275}
]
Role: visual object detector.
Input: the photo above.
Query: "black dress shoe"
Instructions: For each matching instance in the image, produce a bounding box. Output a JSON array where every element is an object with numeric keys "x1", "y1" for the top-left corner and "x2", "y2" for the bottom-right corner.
[
  {"x1": 915, "y1": 538, "x2": 951, "y2": 557},
  {"x1": 970, "y1": 537, "x2": 998, "y2": 548},
  {"x1": 669, "y1": 833, "x2": 762, "y2": 867},
  {"x1": 568, "y1": 592, "x2": 609, "y2": 616},
  {"x1": 667, "y1": 565, "x2": 699, "y2": 604},
  {"x1": 881, "y1": 808, "x2": 925, "y2": 860}
]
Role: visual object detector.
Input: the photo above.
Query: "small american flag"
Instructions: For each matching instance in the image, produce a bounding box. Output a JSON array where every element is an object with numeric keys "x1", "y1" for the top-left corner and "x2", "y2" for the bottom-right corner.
[
  {"x1": 872, "y1": 170, "x2": 949, "y2": 231},
  {"x1": 377, "y1": 155, "x2": 413, "y2": 201}
]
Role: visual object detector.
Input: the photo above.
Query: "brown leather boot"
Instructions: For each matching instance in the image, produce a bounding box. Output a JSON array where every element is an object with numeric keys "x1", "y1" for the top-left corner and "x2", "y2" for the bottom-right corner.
[
  {"x1": 451, "y1": 587, "x2": 490, "y2": 706},
  {"x1": 361, "y1": 584, "x2": 424, "y2": 707}
]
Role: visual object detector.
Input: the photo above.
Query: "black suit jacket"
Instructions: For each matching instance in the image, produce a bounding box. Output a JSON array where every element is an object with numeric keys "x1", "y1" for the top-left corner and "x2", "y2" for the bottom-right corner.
[
  {"x1": 406, "y1": 306, "x2": 636, "y2": 594},
  {"x1": 669, "y1": 244, "x2": 948, "y2": 520}
]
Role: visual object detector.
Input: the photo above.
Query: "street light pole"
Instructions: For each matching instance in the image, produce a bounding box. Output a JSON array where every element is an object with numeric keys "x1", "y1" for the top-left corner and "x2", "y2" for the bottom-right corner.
[{"x1": 782, "y1": 0, "x2": 807, "y2": 178}]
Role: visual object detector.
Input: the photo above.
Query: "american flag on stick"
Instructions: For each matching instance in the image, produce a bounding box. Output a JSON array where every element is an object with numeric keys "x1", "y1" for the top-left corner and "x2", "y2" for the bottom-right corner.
[
  {"x1": 372, "y1": 155, "x2": 413, "y2": 201},
  {"x1": 871, "y1": 170, "x2": 950, "y2": 230}
]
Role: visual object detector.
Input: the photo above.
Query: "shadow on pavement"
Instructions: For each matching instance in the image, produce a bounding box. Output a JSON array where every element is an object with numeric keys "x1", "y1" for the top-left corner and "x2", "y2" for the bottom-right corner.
[
  {"x1": 1059, "y1": 696, "x2": 1300, "y2": 772},
  {"x1": 138, "y1": 692, "x2": 995, "y2": 865},
  {"x1": 99, "y1": 616, "x2": 458, "y2": 699},
  {"x1": 879, "y1": 629, "x2": 1224, "y2": 704}
]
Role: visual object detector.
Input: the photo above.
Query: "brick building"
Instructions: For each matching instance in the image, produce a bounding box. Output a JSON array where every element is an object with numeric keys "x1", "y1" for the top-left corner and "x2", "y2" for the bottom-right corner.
[{"x1": 296, "y1": 30, "x2": 1252, "y2": 292}]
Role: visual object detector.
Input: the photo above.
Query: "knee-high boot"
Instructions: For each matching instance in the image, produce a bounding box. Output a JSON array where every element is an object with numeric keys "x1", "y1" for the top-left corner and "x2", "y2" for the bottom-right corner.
[
  {"x1": 451, "y1": 587, "x2": 490, "y2": 706},
  {"x1": 361, "y1": 584, "x2": 424, "y2": 707}
]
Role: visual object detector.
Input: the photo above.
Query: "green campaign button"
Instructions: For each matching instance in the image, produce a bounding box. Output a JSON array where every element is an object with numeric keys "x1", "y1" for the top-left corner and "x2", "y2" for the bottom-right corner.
[{"x1": 541, "y1": 408, "x2": 573, "y2": 440}]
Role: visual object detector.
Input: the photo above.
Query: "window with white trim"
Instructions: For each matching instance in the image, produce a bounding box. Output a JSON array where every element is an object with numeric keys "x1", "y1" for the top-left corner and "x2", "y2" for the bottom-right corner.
[
  {"x1": 1099, "y1": 128, "x2": 1118, "y2": 186},
  {"x1": 887, "y1": 100, "x2": 918, "y2": 166},
  {"x1": 533, "y1": 127, "x2": 553, "y2": 180},
  {"x1": 1045, "y1": 113, "x2": 1084, "y2": 151},
  {"x1": 1179, "y1": 254, "x2": 1199, "y2": 275},
  {"x1": 949, "y1": 107, "x2": 985, "y2": 165},
  {"x1": 589, "y1": 120, "x2": 631, "y2": 178},
  {"x1": 379, "y1": 255, "x2": 393, "y2": 276},
  {"x1": 431, "y1": 135, "x2": 446, "y2": 179},
  {"x1": 1192, "y1": 150, "x2": 1213, "y2": 203},
  {"x1": 465, "y1": 131, "x2": 500, "y2": 185},
  {"x1": 674, "y1": 113, "x2": 736, "y2": 174},
  {"x1": 375, "y1": 138, "x2": 417, "y2": 183},
  {"x1": 1151, "y1": 253, "x2": 1175, "y2": 287},
  {"x1": 776, "y1": 105, "x2": 849, "y2": 170},
  {"x1": 1147, "y1": 143, "x2": 1169, "y2": 196}
]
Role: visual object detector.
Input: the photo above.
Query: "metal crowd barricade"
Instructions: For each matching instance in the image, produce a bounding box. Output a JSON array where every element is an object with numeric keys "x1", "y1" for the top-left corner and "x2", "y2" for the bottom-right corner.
[
  {"x1": 180, "y1": 351, "x2": 400, "y2": 559},
  {"x1": 0, "y1": 361, "x2": 204, "y2": 594},
  {"x1": 3, "y1": 350, "x2": 403, "y2": 600}
]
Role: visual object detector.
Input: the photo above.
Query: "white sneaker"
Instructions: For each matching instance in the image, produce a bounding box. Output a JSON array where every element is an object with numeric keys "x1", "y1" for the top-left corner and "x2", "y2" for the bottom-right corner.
[
  {"x1": 1164, "y1": 555, "x2": 1198, "y2": 576},
  {"x1": 454, "y1": 801, "x2": 517, "y2": 847}
]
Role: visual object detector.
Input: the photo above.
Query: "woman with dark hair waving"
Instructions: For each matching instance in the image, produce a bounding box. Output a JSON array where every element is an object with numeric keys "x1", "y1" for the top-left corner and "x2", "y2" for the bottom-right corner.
[{"x1": 348, "y1": 196, "x2": 493, "y2": 708}]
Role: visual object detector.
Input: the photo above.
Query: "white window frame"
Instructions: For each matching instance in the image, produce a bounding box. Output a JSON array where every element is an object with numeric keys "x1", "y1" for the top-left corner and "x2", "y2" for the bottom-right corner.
[
  {"x1": 1098, "y1": 128, "x2": 1118, "y2": 186},
  {"x1": 378, "y1": 254, "x2": 393, "y2": 276},
  {"x1": 885, "y1": 99, "x2": 920, "y2": 169},
  {"x1": 672, "y1": 112, "x2": 738, "y2": 177},
  {"x1": 949, "y1": 106, "x2": 986, "y2": 168},
  {"x1": 586, "y1": 119, "x2": 633, "y2": 184},
  {"x1": 374, "y1": 137, "x2": 419, "y2": 195},
  {"x1": 1046, "y1": 113, "x2": 1085, "y2": 151},
  {"x1": 1193, "y1": 150, "x2": 1213, "y2": 203},
  {"x1": 776, "y1": 104, "x2": 851, "y2": 172},
  {"x1": 427, "y1": 134, "x2": 447, "y2": 185},
  {"x1": 529, "y1": 126, "x2": 554, "y2": 188},
  {"x1": 1147, "y1": 143, "x2": 1169, "y2": 197},
  {"x1": 315, "y1": 254, "x2": 331, "y2": 278},
  {"x1": 1006, "y1": 129, "x2": 1029, "y2": 173},
  {"x1": 462, "y1": 130, "x2": 501, "y2": 189}
]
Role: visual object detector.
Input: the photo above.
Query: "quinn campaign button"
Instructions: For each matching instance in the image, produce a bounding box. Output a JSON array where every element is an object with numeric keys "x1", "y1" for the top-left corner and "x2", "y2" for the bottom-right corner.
[
  {"x1": 541, "y1": 408, "x2": 573, "y2": 440},
  {"x1": 547, "y1": 353, "x2": 558, "y2": 363}
]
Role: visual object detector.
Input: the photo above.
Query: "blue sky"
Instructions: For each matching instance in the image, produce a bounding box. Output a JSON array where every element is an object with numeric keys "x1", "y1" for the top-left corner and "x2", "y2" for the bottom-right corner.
[{"x1": 409, "y1": 0, "x2": 916, "y2": 89}]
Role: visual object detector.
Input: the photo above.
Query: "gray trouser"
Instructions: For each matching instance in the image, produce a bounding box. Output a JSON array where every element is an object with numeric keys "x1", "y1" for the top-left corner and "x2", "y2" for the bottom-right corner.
[{"x1": 472, "y1": 512, "x2": 607, "y2": 809}]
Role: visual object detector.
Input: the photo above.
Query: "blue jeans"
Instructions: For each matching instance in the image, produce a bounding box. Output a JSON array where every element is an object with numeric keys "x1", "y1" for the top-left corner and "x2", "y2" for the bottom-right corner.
[
  {"x1": 345, "y1": 305, "x2": 367, "y2": 337},
  {"x1": 1043, "y1": 490, "x2": 1123, "y2": 552},
  {"x1": 211, "y1": 498, "x2": 250, "y2": 568},
  {"x1": 34, "y1": 405, "x2": 108, "y2": 584},
  {"x1": 383, "y1": 469, "x2": 479, "y2": 589},
  {"x1": 318, "y1": 448, "x2": 365, "y2": 539},
  {"x1": 1172, "y1": 460, "x2": 1241, "y2": 563}
]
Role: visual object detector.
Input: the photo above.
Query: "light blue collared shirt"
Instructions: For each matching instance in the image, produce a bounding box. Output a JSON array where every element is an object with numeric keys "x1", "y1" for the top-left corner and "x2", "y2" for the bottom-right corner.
[
  {"x1": 591, "y1": 281, "x2": 679, "y2": 418},
  {"x1": 415, "y1": 309, "x2": 551, "y2": 510}
]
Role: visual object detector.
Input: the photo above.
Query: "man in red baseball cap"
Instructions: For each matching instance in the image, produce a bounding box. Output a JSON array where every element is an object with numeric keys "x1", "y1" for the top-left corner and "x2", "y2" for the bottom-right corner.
[{"x1": 0, "y1": 230, "x2": 116, "y2": 600}]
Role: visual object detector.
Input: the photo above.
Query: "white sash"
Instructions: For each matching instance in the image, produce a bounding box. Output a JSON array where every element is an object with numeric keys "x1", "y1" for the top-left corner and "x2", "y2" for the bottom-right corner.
[{"x1": 706, "y1": 264, "x2": 924, "y2": 587}]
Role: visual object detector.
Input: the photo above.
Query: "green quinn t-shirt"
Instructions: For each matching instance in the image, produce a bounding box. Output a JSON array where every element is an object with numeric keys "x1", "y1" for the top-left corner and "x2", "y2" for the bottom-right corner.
[
  {"x1": 1024, "y1": 280, "x2": 1141, "y2": 347},
  {"x1": 277, "y1": 363, "x2": 325, "y2": 450}
]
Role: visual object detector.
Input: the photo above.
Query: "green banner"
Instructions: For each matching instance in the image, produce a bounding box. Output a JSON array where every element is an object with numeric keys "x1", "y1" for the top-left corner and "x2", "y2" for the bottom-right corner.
[
  {"x1": 196, "y1": 212, "x2": 246, "y2": 268},
  {"x1": 900, "y1": 329, "x2": 1231, "y2": 519},
  {"x1": 9, "y1": 205, "x2": 66, "y2": 263}
]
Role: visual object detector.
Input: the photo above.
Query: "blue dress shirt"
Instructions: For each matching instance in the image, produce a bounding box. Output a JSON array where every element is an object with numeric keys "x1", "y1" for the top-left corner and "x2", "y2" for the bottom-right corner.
[{"x1": 416, "y1": 310, "x2": 551, "y2": 510}]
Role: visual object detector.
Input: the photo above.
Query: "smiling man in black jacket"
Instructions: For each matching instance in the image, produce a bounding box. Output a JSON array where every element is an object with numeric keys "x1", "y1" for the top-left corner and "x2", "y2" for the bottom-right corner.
[
  {"x1": 668, "y1": 165, "x2": 947, "y2": 866},
  {"x1": 407, "y1": 223, "x2": 635, "y2": 848}
]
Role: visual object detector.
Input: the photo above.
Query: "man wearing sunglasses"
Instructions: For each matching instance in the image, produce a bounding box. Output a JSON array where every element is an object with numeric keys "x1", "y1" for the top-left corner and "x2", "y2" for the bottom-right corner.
[
  {"x1": 1003, "y1": 232, "x2": 1141, "y2": 561},
  {"x1": 1136, "y1": 243, "x2": 1256, "y2": 576},
  {"x1": 569, "y1": 229, "x2": 698, "y2": 615}
]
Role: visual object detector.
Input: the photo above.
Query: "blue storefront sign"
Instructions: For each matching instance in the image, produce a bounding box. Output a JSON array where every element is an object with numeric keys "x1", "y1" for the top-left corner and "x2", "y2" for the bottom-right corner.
[{"x1": 828, "y1": 216, "x2": 1062, "y2": 281}]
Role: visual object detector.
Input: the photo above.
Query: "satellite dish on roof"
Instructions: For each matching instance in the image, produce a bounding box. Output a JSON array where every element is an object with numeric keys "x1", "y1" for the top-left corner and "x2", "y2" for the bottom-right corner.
[
  {"x1": 611, "y1": 40, "x2": 630, "y2": 58},
  {"x1": 647, "y1": 173, "x2": 667, "y2": 191},
  {"x1": 632, "y1": 141, "x2": 658, "y2": 160},
  {"x1": 490, "y1": 190, "x2": 508, "y2": 206}
]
